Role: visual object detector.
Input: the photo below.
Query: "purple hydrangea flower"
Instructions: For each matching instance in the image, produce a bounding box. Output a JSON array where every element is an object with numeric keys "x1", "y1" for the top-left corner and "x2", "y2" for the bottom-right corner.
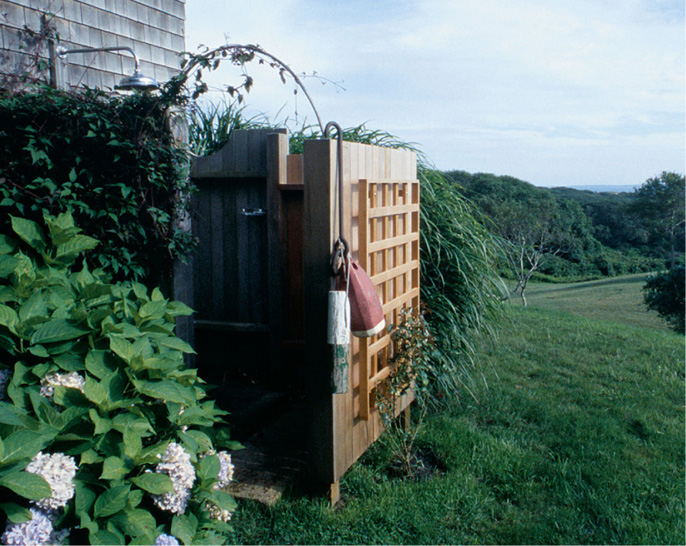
[{"x1": 1, "y1": 508, "x2": 69, "y2": 545}]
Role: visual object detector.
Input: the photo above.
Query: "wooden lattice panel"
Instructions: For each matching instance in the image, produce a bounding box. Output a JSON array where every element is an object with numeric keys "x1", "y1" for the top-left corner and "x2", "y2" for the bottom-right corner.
[{"x1": 358, "y1": 178, "x2": 420, "y2": 420}]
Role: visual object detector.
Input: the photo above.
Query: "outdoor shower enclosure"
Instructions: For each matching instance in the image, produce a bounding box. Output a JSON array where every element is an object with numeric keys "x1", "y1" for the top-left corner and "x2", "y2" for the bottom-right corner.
[{"x1": 189, "y1": 129, "x2": 420, "y2": 500}]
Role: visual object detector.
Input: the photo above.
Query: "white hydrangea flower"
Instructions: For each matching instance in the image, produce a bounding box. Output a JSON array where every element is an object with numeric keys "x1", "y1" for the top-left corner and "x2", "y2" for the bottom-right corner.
[
  {"x1": 206, "y1": 501, "x2": 232, "y2": 523},
  {"x1": 154, "y1": 533, "x2": 180, "y2": 546},
  {"x1": 0, "y1": 369, "x2": 10, "y2": 401},
  {"x1": 25, "y1": 452, "x2": 78, "y2": 511},
  {"x1": 199, "y1": 449, "x2": 235, "y2": 490},
  {"x1": 198, "y1": 449, "x2": 235, "y2": 523},
  {"x1": 152, "y1": 443, "x2": 196, "y2": 515},
  {"x1": 214, "y1": 451, "x2": 235, "y2": 490},
  {"x1": 39, "y1": 372, "x2": 85, "y2": 401},
  {"x1": 1, "y1": 507, "x2": 69, "y2": 545}
]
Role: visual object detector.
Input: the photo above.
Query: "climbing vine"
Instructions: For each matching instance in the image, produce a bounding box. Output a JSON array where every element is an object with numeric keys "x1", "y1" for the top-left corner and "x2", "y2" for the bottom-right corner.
[{"x1": 0, "y1": 86, "x2": 194, "y2": 285}]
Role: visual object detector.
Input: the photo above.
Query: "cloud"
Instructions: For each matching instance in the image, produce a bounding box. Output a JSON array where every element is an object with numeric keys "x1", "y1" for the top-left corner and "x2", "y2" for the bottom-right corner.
[{"x1": 185, "y1": 0, "x2": 685, "y2": 186}]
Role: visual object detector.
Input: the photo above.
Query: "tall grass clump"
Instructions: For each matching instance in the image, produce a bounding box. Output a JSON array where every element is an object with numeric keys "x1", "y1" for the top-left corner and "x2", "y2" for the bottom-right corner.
[
  {"x1": 187, "y1": 98, "x2": 263, "y2": 157},
  {"x1": 418, "y1": 166, "x2": 505, "y2": 402}
]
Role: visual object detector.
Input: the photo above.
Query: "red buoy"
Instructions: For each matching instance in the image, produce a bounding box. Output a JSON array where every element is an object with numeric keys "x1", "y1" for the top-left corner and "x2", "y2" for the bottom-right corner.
[{"x1": 337, "y1": 258, "x2": 385, "y2": 337}]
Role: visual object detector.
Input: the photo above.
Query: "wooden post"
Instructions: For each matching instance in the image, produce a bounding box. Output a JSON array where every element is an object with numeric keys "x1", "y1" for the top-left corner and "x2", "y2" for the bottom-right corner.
[{"x1": 303, "y1": 138, "x2": 338, "y2": 488}]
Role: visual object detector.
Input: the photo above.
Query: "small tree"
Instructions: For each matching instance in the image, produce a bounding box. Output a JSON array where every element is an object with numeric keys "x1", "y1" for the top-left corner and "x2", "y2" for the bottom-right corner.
[
  {"x1": 631, "y1": 172, "x2": 685, "y2": 269},
  {"x1": 643, "y1": 265, "x2": 685, "y2": 333}
]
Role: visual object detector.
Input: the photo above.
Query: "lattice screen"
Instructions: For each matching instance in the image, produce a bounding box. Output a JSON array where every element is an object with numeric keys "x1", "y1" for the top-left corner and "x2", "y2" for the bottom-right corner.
[{"x1": 357, "y1": 178, "x2": 420, "y2": 420}]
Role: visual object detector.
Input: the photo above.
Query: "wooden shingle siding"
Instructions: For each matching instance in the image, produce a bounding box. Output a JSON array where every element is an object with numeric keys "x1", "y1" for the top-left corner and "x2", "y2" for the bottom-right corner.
[{"x1": 0, "y1": 0, "x2": 185, "y2": 90}]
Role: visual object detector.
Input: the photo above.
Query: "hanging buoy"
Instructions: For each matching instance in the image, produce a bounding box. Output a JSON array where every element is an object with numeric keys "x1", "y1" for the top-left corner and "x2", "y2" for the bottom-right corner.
[
  {"x1": 337, "y1": 258, "x2": 385, "y2": 337},
  {"x1": 327, "y1": 289, "x2": 350, "y2": 394}
]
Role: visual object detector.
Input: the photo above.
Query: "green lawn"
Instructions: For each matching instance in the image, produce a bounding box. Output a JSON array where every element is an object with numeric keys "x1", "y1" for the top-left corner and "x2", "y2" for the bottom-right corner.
[
  {"x1": 228, "y1": 278, "x2": 685, "y2": 544},
  {"x1": 523, "y1": 273, "x2": 669, "y2": 331}
]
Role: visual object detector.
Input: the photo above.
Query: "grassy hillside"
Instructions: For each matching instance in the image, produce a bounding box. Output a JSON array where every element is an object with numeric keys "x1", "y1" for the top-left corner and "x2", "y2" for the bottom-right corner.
[
  {"x1": 524, "y1": 273, "x2": 669, "y2": 331},
  {"x1": 227, "y1": 280, "x2": 685, "y2": 545}
]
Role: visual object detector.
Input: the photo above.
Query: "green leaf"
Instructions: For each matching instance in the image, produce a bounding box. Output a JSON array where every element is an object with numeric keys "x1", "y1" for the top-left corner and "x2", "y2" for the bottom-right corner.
[
  {"x1": 80, "y1": 449, "x2": 103, "y2": 465},
  {"x1": 131, "y1": 283, "x2": 149, "y2": 301},
  {"x1": 138, "y1": 300, "x2": 167, "y2": 319},
  {"x1": 55, "y1": 234, "x2": 99, "y2": 263},
  {"x1": 0, "y1": 235, "x2": 17, "y2": 255},
  {"x1": 79, "y1": 511, "x2": 98, "y2": 535},
  {"x1": 94, "y1": 484, "x2": 130, "y2": 518},
  {"x1": 1, "y1": 430, "x2": 55, "y2": 464},
  {"x1": 10, "y1": 216, "x2": 46, "y2": 252},
  {"x1": 75, "y1": 480, "x2": 97, "y2": 514},
  {"x1": 0, "y1": 304, "x2": 18, "y2": 332},
  {"x1": 45, "y1": 211, "x2": 78, "y2": 245},
  {"x1": 131, "y1": 473, "x2": 174, "y2": 495},
  {"x1": 85, "y1": 350, "x2": 116, "y2": 379},
  {"x1": 0, "y1": 255, "x2": 19, "y2": 278},
  {"x1": 112, "y1": 414, "x2": 154, "y2": 437},
  {"x1": 27, "y1": 345, "x2": 49, "y2": 358},
  {"x1": 126, "y1": 489, "x2": 144, "y2": 510},
  {"x1": 129, "y1": 535, "x2": 156, "y2": 546},
  {"x1": 171, "y1": 513, "x2": 198, "y2": 546},
  {"x1": 165, "y1": 301, "x2": 194, "y2": 317},
  {"x1": 0, "y1": 471, "x2": 51, "y2": 500},
  {"x1": 181, "y1": 430, "x2": 214, "y2": 453},
  {"x1": 29, "y1": 390, "x2": 60, "y2": 427},
  {"x1": 0, "y1": 286, "x2": 17, "y2": 304},
  {"x1": 91, "y1": 530, "x2": 122, "y2": 545},
  {"x1": 205, "y1": 489, "x2": 237, "y2": 513},
  {"x1": 109, "y1": 336, "x2": 136, "y2": 364},
  {"x1": 52, "y1": 384, "x2": 89, "y2": 407},
  {"x1": 177, "y1": 406, "x2": 218, "y2": 428},
  {"x1": 123, "y1": 428, "x2": 142, "y2": 459},
  {"x1": 100, "y1": 456, "x2": 131, "y2": 481},
  {"x1": 53, "y1": 352, "x2": 85, "y2": 372},
  {"x1": 0, "y1": 402, "x2": 31, "y2": 427},
  {"x1": 0, "y1": 502, "x2": 32, "y2": 524},
  {"x1": 89, "y1": 409, "x2": 113, "y2": 434},
  {"x1": 159, "y1": 336, "x2": 196, "y2": 354},
  {"x1": 197, "y1": 453, "x2": 220, "y2": 486},
  {"x1": 84, "y1": 375, "x2": 107, "y2": 406},
  {"x1": 110, "y1": 509, "x2": 156, "y2": 538},
  {"x1": 135, "y1": 442, "x2": 169, "y2": 466},
  {"x1": 132, "y1": 379, "x2": 195, "y2": 405},
  {"x1": 19, "y1": 292, "x2": 48, "y2": 322},
  {"x1": 31, "y1": 319, "x2": 90, "y2": 344}
]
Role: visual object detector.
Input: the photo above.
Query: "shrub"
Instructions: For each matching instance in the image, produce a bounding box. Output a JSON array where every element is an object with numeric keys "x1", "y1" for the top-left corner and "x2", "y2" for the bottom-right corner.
[
  {"x1": 0, "y1": 87, "x2": 195, "y2": 285},
  {"x1": 643, "y1": 265, "x2": 685, "y2": 333},
  {"x1": 0, "y1": 213, "x2": 238, "y2": 545}
]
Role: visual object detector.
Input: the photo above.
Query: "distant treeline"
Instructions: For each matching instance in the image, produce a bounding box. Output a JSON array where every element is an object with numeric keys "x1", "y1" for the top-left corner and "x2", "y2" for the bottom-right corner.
[{"x1": 442, "y1": 170, "x2": 685, "y2": 281}]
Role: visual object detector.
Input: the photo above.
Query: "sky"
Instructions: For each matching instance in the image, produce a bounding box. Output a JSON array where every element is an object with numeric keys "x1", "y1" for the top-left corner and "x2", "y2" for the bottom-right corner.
[{"x1": 184, "y1": 0, "x2": 685, "y2": 188}]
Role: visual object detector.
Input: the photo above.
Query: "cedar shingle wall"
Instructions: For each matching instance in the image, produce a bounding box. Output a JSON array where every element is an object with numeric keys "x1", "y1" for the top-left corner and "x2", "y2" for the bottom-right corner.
[{"x1": 0, "y1": 0, "x2": 185, "y2": 90}]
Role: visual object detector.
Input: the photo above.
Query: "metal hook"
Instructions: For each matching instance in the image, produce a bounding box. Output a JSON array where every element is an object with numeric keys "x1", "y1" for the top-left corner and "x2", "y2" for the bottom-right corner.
[
  {"x1": 325, "y1": 122, "x2": 347, "y2": 277},
  {"x1": 331, "y1": 236, "x2": 350, "y2": 276}
]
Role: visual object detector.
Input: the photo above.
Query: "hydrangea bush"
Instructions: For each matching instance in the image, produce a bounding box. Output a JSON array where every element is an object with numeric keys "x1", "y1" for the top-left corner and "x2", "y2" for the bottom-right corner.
[{"x1": 0, "y1": 213, "x2": 239, "y2": 545}]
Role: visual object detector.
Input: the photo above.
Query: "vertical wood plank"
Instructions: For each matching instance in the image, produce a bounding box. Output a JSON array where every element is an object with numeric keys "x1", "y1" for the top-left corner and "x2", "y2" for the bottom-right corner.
[
  {"x1": 222, "y1": 181, "x2": 238, "y2": 320},
  {"x1": 358, "y1": 178, "x2": 370, "y2": 421},
  {"x1": 303, "y1": 138, "x2": 337, "y2": 486},
  {"x1": 233, "y1": 130, "x2": 248, "y2": 173},
  {"x1": 267, "y1": 133, "x2": 288, "y2": 382},
  {"x1": 192, "y1": 187, "x2": 212, "y2": 319},
  {"x1": 339, "y1": 140, "x2": 354, "y2": 477},
  {"x1": 209, "y1": 187, "x2": 225, "y2": 319}
]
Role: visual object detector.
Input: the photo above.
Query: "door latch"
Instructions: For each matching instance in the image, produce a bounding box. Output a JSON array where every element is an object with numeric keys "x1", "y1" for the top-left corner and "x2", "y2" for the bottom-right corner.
[{"x1": 240, "y1": 208, "x2": 266, "y2": 217}]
